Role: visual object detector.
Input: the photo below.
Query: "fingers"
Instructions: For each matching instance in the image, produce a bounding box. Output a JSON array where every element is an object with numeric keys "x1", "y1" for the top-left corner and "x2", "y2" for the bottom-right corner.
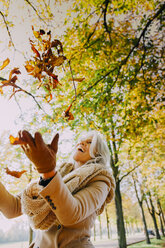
[
  {"x1": 34, "y1": 132, "x2": 45, "y2": 148},
  {"x1": 51, "y1": 133, "x2": 59, "y2": 153},
  {"x1": 20, "y1": 130, "x2": 36, "y2": 148}
]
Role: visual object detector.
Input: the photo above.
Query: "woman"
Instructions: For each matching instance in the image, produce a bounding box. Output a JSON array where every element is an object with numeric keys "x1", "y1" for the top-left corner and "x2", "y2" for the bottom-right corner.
[{"x1": 0, "y1": 130, "x2": 115, "y2": 248}]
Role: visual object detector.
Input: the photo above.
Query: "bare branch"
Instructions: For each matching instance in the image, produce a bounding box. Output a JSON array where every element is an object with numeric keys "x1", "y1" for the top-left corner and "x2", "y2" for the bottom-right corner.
[
  {"x1": 0, "y1": 77, "x2": 42, "y2": 110},
  {"x1": 0, "y1": 11, "x2": 15, "y2": 47},
  {"x1": 102, "y1": 0, "x2": 112, "y2": 45},
  {"x1": 119, "y1": 162, "x2": 143, "y2": 182},
  {"x1": 24, "y1": 0, "x2": 47, "y2": 24},
  {"x1": 68, "y1": 60, "x2": 77, "y2": 101},
  {"x1": 122, "y1": 2, "x2": 165, "y2": 65}
]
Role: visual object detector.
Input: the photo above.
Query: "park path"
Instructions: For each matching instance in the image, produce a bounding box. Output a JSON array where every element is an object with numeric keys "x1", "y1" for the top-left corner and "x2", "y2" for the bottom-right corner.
[{"x1": 93, "y1": 234, "x2": 148, "y2": 248}]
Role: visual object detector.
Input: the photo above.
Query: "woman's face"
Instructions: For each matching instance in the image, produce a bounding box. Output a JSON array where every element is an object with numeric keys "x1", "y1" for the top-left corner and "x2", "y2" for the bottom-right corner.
[{"x1": 73, "y1": 136, "x2": 93, "y2": 168}]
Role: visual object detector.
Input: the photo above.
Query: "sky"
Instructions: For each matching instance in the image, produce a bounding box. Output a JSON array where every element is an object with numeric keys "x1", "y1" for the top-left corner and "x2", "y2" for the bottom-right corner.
[
  {"x1": 0, "y1": 0, "x2": 72, "y2": 134},
  {"x1": 0, "y1": 1, "x2": 75, "y2": 234},
  {"x1": 0, "y1": 96, "x2": 20, "y2": 134}
]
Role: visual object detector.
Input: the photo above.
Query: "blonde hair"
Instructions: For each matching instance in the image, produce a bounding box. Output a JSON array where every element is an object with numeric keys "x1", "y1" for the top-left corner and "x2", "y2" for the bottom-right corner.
[{"x1": 74, "y1": 130, "x2": 110, "y2": 167}]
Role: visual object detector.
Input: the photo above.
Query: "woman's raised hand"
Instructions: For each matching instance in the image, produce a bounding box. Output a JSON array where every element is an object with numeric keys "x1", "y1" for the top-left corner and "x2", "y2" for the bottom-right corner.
[{"x1": 19, "y1": 130, "x2": 59, "y2": 174}]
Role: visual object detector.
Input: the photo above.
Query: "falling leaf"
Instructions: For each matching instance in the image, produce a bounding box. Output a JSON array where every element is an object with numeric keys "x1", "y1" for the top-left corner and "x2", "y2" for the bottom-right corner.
[
  {"x1": 30, "y1": 42, "x2": 41, "y2": 58},
  {"x1": 52, "y1": 56, "x2": 66, "y2": 67},
  {"x1": 64, "y1": 104, "x2": 74, "y2": 120},
  {"x1": 0, "y1": 88, "x2": 3, "y2": 94},
  {"x1": 51, "y1": 39, "x2": 63, "y2": 54},
  {"x1": 40, "y1": 29, "x2": 45, "y2": 35},
  {"x1": 68, "y1": 77, "x2": 85, "y2": 82},
  {"x1": 0, "y1": 58, "x2": 10, "y2": 70},
  {"x1": 9, "y1": 68, "x2": 21, "y2": 80},
  {"x1": 33, "y1": 31, "x2": 41, "y2": 38},
  {"x1": 24, "y1": 27, "x2": 66, "y2": 101},
  {"x1": 9, "y1": 135, "x2": 27, "y2": 145},
  {"x1": 25, "y1": 64, "x2": 34, "y2": 73},
  {"x1": 5, "y1": 167, "x2": 27, "y2": 178}
]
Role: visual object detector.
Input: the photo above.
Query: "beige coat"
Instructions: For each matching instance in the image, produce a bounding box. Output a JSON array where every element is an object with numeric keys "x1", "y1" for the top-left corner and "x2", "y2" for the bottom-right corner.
[{"x1": 0, "y1": 170, "x2": 113, "y2": 248}]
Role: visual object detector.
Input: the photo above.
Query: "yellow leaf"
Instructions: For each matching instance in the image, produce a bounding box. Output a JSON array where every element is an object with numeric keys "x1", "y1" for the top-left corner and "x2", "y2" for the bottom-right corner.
[
  {"x1": 0, "y1": 87, "x2": 3, "y2": 94},
  {"x1": 68, "y1": 77, "x2": 85, "y2": 82},
  {"x1": 0, "y1": 58, "x2": 10, "y2": 70},
  {"x1": 52, "y1": 56, "x2": 66, "y2": 67},
  {"x1": 25, "y1": 64, "x2": 34, "y2": 73}
]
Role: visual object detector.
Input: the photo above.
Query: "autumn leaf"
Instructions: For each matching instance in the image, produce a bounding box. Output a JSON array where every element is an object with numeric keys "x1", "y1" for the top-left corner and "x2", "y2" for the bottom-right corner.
[
  {"x1": 68, "y1": 77, "x2": 85, "y2": 82},
  {"x1": 30, "y1": 42, "x2": 41, "y2": 59},
  {"x1": 32, "y1": 25, "x2": 41, "y2": 39},
  {"x1": 51, "y1": 39, "x2": 63, "y2": 54},
  {"x1": 0, "y1": 58, "x2": 10, "y2": 70},
  {"x1": 9, "y1": 67, "x2": 21, "y2": 80},
  {"x1": 64, "y1": 104, "x2": 74, "y2": 120},
  {"x1": 0, "y1": 67, "x2": 21, "y2": 91},
  {"x1": 24, "y1": 27, "x2": 67, "y2": 102},
  {"x1": 24, "y1": 64, "x2": 35, "y2": 73},
  {"x1": 0, "y1": 67, "x2": 22, "y2": 99},
  {"x1": 52, "y1": 55, "x2": 66, "y2": 67},
  {"x1": 40, "y1": 29, "x2": 45, "y2": 35},
  {"x1": 5, "y1": 167, "x2": 27, "y2": 178},
  {"x1": 9, "y1": 135, "x2": 27, "y2": 145},
  {"x1": 0, "y1": 88, "x2": 3, "y2": 94}
]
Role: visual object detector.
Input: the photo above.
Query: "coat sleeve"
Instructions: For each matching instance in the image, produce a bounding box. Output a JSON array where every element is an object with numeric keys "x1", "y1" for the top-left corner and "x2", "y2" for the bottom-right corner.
[
  {"x1": 40, "y1": 172, "x2": 111, "y2": 226},
  {"x1": 0, "y1": 182, "x2": 22, "y2": 218}
]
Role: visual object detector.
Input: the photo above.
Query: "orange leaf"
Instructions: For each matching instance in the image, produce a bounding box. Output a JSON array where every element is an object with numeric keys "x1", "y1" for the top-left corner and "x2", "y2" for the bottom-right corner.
[
  {"x1": 30, "y1": 42, "x2": 41, "y2": 58},
  {"x1": 45, "y1": 93, "x2": 53, "y2": 102},
  {"x1": 9, "y1": 67, "x2": 21, "y2": 80},
  {"x1": 10, "y1": 75, "x2": 18, "y2": 84},
  {"x1": 0, "y1": 58, "x2": 10, "y2": 70},
  {"x1": 0, "y1": 87, "x2": 3, "y2": 94},
  {"x1": 67, "y1": 112, "x2": 74, "y2": 120},
  {"x1": 52, "y1": 56, "x2": 66, "y2": 67},
  {"x1": 25, "y1": 64, "x2": 34, "y2": 73},
  {"x1": 64, "y1": 104, "x2": 74, "y2": 120},
  {"x1": 39, "y1": 29, "x2": 45, "y2": 35},
  {"x1": 51, "y1": 39, "x2": 63, "y2": 54},
  {"x1": 69, "y1": 77, "x2": 85, "y2": 82},
  {"x1": 65, "y1": 103, "x2": 72, "y2": 112},
  {"x1": 9, "y1": 135, "x2": 27, "y2": 145},
  {"x1": 5, "y1": 167, "x2": 27, "y2": 178}
]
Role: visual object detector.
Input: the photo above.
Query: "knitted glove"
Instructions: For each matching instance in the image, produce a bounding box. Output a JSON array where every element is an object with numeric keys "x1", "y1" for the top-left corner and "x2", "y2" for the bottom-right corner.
[{"x1": 19, "y1": 130, "x2": 59, "y2": 173}]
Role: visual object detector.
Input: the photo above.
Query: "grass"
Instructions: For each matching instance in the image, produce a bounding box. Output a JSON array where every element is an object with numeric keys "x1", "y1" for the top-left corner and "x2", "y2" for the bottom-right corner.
[{"x1": 129, "y1": 238, "x2": 165, "y2": 248}]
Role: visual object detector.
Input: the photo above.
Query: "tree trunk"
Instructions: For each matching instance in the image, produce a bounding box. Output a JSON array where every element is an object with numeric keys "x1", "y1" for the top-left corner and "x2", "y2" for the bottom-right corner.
[
  {"x1": 28, "y1": 163, "x2": 33, "y2": 245},
  {"x1": 98, "y1": 215, "x2": 102, "y2": 239},
  {"x1": 158, "y1": 201, "x2": 165, "y2": 227},
  {"x1": 93, "y1": 223, "x2": 96, "y2": 241},
  {"x1": 151, "y1": 211, "x2": 161, "y2": 239},
  {"x1": 132, "y1": 176, "x2": 150, "y2": 244},
  {"x1": 115, "y1": 180, "x2": 127, "y2": 248},
  {"x1": 150, "y1": 197, "x2": 161, "y2": 239},
  {"x1": 157, "y1": 198, "x2": 165, "y2": 234},
  {"x1": 105, "y1": 206, "x2": 110, "y2": 239},
  {"x1": 159, "y1": 214, "x2": 165, "y2": 237},
  {"x1": 146, "y1": 195, "x2": 161, "y2": 240},
  {"x1": 139, "y1": 202, "x2": 151, "y2": 244},
  {"x1": 108, "y1": 121, "x2": 127, "y2": 248},
  {"x1": 29, "y1": 226, "x2": 33, "y2": 245}
]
